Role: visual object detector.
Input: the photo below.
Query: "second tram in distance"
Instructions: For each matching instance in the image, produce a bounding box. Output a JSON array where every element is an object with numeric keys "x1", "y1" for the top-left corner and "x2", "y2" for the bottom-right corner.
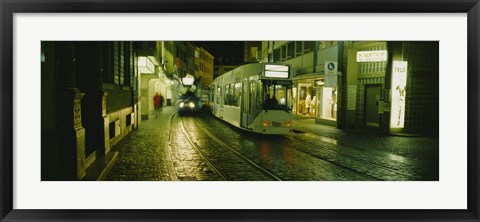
[{"x1": 209, "y1": 63, "x2": 293, "y2": 134}]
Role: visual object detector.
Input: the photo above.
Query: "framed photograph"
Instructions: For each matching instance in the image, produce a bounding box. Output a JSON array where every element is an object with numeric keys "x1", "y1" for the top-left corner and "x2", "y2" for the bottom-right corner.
[{"x1": 1, "y1": 0, "x2": 479, "y2": 221}]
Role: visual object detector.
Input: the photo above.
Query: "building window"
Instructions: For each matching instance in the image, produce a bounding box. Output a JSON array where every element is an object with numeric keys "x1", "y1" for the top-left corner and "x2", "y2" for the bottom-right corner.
[
  {"x1": 103, "y1": 42, "x2": 114, "y2": 84},
  {"x1": 358, "y1": 44, "x2": 387, "y2": 74},
  {"x1": 113, "y1": 42, "x2": 120, "y2": 84},
  {"x1": 281, "y1": 45, "x2": 287, "y2": 61},
  {"x1": 304, "y1": 41, "x2": 315, "y2": 54},
  {"x1": 295, "y1": 41, "x2": 303, "y2": 56},
  {"x1": 123, "y1": 42, "x2": 132, "y2": 87},
  {"x1": 119, "y1": 42, "x2": 125, "y2": 85},
  {"x1": 273, "y1": 48, "x2": 280, "y2": 62},
  {"x1": 287, "y1": 42, "x2": 294, "y2": 59}
]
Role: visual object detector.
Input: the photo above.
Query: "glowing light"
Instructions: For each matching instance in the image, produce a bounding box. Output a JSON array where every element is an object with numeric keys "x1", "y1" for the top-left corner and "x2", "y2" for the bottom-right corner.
[
  {"x1": 189, "y1": 102, "x2": 195, "y2": 108},
  {"x1": 390, "y1": 61, "x2": 408, "y2": 129},
  {"x1": 138, "y1": 57, "x2": 155, "y2": 74},
  {"x1": 179, "y1": 102, "x2": 184, "y2": 108},
  {"x1": 283, "y1": 120, "x2": 291, "y2": 127},
  {"x1": 182, "y1": 77, "x2": 194, "y2": 85},
  {"x1": 263, "y1": 120, "x2": 271, "y2": 127}
]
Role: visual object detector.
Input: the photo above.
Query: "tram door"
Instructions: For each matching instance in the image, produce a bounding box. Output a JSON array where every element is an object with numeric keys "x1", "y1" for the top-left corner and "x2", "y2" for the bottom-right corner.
[{"x1": 241, "y1": 81, "x2": 249, "y2": 128}]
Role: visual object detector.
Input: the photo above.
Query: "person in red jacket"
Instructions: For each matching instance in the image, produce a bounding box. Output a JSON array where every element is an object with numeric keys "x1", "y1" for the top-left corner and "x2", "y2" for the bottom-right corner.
[{"x1": 153, "y1": 93, "x2": 161, "y2": 118}]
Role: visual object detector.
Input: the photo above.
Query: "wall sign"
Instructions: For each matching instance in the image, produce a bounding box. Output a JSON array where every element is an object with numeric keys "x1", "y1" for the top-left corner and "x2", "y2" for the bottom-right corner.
[
  {"x1": 357, "y1": 50, "x2": 388, "y2": 62},
  {"x1": 324, "y1": 61, "x2": 338, "y2": 87},
  {"x1": 390, "y1": 61, "x2": 408, "y2": 128}
]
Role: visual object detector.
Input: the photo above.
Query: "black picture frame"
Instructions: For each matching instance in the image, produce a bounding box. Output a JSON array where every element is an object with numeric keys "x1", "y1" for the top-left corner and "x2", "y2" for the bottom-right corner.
[{"x1": 1, "y1": 0, "x2": 479, "y2": 221}]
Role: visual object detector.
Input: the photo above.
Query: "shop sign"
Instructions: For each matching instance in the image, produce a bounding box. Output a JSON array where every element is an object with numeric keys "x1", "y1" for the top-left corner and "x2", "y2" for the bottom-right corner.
[
  {"x1": 324, "y1": 61, "x2": 337, "y2": 87},
  {"x1": 357, "y1": 50, "x2": 387, "y2": 62},
  {"x1": 390, "y1": 61, "x2": 408, "y2": 128}
]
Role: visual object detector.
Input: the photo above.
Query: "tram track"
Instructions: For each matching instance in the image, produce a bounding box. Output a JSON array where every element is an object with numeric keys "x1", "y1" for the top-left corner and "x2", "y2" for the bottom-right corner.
[
  {"x1": 194, "y1": 115, "x2": 379, "y2": 180},
  {"x1": 183, "y1": 117, "x2": 282, "y2": 181},
  {"x1": 196, "y1": 112, "x2": 416, "y2": 181},
  {"x1": 182, "y1": 111, "x2": 417, "y2": 181},
  {"x1": 284, "y1": 135, "x2": 419, "y2": 180},
  {"x1": 178, "y1": 115, "x2": 230, "y2": 181}
]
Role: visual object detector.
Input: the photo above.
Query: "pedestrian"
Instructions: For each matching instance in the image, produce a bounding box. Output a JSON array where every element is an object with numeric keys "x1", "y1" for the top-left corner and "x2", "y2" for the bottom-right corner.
[
  {"x1": 153, "y1": 93, "x2": 161, "y2": 118},
  {"x1": 159, "y1": 94, "x2": 164, "y2": 112}
]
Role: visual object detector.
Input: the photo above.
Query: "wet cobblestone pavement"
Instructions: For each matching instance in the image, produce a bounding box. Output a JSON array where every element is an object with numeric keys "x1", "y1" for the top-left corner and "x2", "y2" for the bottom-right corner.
[
  {"x1": 105, "y1": 108, "x2": 173, "y2": 181},
  {"x1": 105, "y1": 108, "x2": 439, "y2": 181}
]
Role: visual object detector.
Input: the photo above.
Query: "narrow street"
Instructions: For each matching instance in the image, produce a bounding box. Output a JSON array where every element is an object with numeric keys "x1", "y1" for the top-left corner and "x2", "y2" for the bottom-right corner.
[{"x1": 106, "y1": 107, "x2": 439, "y2": 181}]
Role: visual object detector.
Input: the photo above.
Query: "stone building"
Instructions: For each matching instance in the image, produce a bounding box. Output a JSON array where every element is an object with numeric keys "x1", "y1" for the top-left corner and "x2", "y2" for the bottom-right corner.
[{"x1": 41, "y1": 41, "x2": 137, "y2": 180}]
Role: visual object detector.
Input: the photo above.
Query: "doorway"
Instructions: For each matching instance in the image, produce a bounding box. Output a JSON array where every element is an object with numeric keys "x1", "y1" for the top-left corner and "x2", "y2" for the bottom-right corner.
[{"x1": 364, "y1": 84, "x2": 381, "y2": 127}]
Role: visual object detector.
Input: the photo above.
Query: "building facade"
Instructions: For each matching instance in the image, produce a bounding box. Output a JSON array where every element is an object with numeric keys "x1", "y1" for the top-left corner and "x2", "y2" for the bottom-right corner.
[
  {"x1": 41, "y1": 41, "x2": 137, "y2": 180},
  {"x1": 194, "y1": 46, "x2": 214, "y2": 106},
  {"x1": 265, "y1": 41, "x2": 340, "y2": 126},
  {"x1": 264, "y1": 41, "x2": 439, "y2": 135},
  {"x1": 194, "y1": 46, "x2": 215, "y2": 87}
]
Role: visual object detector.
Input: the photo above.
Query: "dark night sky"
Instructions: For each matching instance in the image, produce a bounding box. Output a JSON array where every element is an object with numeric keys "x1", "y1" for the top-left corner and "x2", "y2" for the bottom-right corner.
[{"x1": 195, "y1": 41, "x2": 244, "y2": 66}]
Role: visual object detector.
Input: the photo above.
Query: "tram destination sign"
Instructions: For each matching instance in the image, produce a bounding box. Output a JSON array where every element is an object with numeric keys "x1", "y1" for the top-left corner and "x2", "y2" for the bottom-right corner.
[
  {"x1": 357, "y1": 50, "x2": 388, "y2": 62},
  {"x1": 265, "y1": 64, "x2": 289, "y2": 78}
]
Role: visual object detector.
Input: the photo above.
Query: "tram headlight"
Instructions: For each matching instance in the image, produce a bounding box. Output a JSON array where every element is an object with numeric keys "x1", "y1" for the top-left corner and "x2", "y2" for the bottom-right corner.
[
  {"x1": 263, "y1": 120, "x2": 271, "y2": 127},
  {"x1": 189, "y1": 102, "x2": 195, "y2": 108},
  {"x1": 179, "y1": 102, "x2": 185, "y2": 108},
  {"x1": 283, "y1": 120, "x2": 291, "y2": 127}
]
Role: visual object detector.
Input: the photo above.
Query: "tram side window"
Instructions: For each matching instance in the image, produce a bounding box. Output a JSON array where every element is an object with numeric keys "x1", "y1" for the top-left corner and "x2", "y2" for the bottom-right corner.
[
  {"x1": 224, "y1": 83, "x2": 239, "y2": 106},
  {"x1": 224, "y1": 85, "x2": 230, "y2": 105},
  {"x1": 257, "y1": 80, "x2": 263, "y2": 108},
  {"x1": 250, "y1": 81, "x2": 255, "y2": 112},
  {"x1": 216, "y1": 87, "x2": 221, "y2": 104},
  {"x1": 234, "y1": 82, "x2": 241, "y2": 107}
]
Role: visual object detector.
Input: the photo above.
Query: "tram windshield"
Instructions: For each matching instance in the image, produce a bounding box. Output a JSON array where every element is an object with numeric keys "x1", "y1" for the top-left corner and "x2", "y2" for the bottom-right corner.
[{"x1": 263, "y1": 80, "x2": 292, "y2": 111}]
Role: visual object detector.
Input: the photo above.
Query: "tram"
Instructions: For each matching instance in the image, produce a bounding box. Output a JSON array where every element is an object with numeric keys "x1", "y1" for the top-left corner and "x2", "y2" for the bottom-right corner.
[{"x1": 209, "y1": 63, "x2": 293, "y2": 134}]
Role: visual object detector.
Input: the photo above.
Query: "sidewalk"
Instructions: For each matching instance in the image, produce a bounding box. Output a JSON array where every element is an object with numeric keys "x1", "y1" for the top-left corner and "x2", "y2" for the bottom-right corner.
[{"x1": 292, "y1": 118, "x2": 439, "y2": 160}]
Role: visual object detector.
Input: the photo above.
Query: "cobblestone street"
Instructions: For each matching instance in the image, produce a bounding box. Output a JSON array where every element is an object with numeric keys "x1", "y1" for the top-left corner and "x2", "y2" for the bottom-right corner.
[
  {"x1": 105, "y1": 107, "x2": 438, "y2": 181},
  {"x1": 105, "y1": 107, "x2": 175, "y2": 181}
]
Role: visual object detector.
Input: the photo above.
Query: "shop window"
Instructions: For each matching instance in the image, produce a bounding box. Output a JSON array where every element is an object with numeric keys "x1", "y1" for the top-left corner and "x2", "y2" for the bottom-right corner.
[
  {"x1": 297, "y1": 84, "x2": 315, "y2": 116},
  {"x1": 317, "y1": 86, "x2": 337, "y2": 120}
]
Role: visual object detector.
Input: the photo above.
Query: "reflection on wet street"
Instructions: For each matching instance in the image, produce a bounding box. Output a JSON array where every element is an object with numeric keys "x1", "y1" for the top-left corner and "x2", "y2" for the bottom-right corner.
[{"x1": 107, "y1": 109, "x2": 439, "y2": 181}]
